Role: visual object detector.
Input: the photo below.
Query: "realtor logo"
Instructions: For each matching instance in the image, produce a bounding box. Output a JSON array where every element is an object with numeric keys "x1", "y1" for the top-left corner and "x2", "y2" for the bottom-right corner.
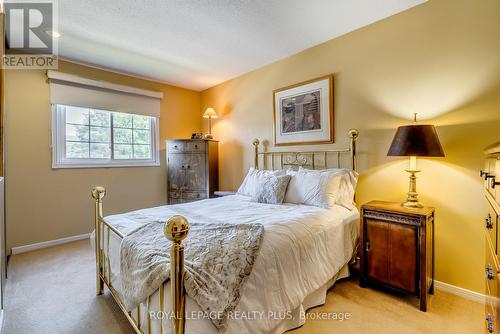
[{"x1": 3, "y1": 0, "x2": 58, "y2": 69}]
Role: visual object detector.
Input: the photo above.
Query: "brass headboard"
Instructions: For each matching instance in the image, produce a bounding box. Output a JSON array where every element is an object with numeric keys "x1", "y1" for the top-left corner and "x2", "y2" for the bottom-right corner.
[{"x1": 252, "y1": 129, "x2": 359, "y2": 172}]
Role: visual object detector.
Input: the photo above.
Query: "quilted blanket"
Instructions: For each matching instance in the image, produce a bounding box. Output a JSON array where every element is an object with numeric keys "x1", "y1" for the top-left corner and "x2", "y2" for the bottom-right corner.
[{"x1": 120, "y1": 214, "x2": 264, "y2": 331}]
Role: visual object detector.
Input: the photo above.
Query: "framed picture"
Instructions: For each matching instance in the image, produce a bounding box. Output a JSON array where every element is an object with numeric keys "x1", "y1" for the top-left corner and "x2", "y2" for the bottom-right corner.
[{"x1": 273, "y1": 75, "x2": 333, "y2": 146}]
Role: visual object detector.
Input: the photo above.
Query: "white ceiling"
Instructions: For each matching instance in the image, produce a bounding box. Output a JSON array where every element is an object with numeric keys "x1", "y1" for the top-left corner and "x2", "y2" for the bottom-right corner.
[{"x1": 58, "y1": 0, "x2": 425, "y2": 91}]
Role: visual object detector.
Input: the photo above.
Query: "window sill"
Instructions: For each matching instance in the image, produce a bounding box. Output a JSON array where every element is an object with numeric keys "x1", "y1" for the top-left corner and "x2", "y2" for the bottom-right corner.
[{"x1": 52, "y1": 161, "x2": 161, "y2": 169}]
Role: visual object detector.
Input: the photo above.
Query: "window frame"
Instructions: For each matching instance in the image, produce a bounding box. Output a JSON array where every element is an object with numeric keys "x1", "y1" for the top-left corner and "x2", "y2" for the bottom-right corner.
[{"x1": 51, "y1": 104, "x2": 160, "y2": 168}]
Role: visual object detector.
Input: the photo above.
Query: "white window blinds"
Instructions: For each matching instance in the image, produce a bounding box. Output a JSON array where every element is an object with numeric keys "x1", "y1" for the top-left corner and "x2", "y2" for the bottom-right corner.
[{"x1": 47, "y1": 70, "x2": 163, "y2": 118}]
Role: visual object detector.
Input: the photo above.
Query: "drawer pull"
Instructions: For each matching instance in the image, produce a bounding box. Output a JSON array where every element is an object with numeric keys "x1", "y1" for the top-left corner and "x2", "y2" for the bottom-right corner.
[
  {"x1": 486, "y1": 214, "x2": 493, "y2": 229},
  {"x1": 481, "y1": 170, "x2": 487, "y2": 178},
  {"x1": 486, "y1": 264, "x2": 495, "y2": 280},
  {"x1": 487, "y1": 314, "x2": 494, "y2": 333},
  {"x1": 365, "y1": 241, "x2": 370, "y2": 252},
  {"x1": 485, "y1": 173, "x2": 495, "y2": 180},
  {"x1": 491, "y1": 177, "x2": 500, "y2": 189}
]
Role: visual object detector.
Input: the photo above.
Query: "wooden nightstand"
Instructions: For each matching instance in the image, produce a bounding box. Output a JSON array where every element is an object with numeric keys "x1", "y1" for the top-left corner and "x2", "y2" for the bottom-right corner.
[{"x1": 359, "y1": 201, "x2": 435, "y2": 311}]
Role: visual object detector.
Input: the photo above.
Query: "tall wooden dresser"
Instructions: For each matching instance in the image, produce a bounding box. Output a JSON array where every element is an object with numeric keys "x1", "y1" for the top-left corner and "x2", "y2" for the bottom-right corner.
[
  {"x1": 483, "y1": 142, "x2": 500, "y2": 333},
  {"x1": 167, "y1": 139, "x2": 219, "y2": 204}
]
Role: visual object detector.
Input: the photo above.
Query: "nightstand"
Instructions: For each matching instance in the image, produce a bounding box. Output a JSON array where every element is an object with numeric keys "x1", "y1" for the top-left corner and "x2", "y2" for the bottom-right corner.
[{"x1": 359, "y1": 201, "x2": 435, "y2": 311}]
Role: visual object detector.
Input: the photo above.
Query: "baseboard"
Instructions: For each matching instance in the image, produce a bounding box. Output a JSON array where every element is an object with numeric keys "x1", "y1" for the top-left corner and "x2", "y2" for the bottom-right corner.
[
  {"x1": 434, "y1": 280, "x2": 485, "y2": 304},
  {"x1": 11, "y1": 233, "x2": 91, "y2": 255}
]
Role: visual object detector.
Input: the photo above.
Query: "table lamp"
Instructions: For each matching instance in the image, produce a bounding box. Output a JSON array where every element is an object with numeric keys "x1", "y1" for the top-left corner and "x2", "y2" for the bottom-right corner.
[
  {"x1": 387, "y1": 114, "x2": 445, "y2": 208},
  {"x1": 203, "y1": 107, "x2": 218, "y2": 139}
]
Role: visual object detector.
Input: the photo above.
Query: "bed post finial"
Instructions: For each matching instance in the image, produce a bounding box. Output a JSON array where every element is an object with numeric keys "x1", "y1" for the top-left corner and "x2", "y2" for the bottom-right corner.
[
  {"x1": 253, "y1": 139, "x2": 260, "y2": 169},
  {"x1": 92, "y1": 186, "x2": 106, "y2": 200},
  {"x1": 348, "y1": 129, "x2": 359, "y2": 172},
  {"x1": 164, "y1": 215, "x2": 189, "y2": 334},
  {"x1": 92, "y1": 186, "x2": 106, "y2": 295}
]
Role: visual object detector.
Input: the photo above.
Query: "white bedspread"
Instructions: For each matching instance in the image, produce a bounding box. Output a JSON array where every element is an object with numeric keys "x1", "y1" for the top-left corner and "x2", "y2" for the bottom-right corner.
[{"x1": 101, "y1": 194, "x2": 359, "y2": 333}]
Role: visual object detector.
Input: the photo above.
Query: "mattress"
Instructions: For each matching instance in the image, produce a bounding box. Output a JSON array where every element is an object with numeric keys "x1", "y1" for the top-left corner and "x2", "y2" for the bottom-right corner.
[{"x1": 95, "y1": 194, "x2": 359, "y2": 333}]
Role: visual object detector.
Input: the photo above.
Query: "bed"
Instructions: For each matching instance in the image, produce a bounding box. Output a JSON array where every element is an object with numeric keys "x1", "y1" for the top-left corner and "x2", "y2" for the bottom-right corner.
[{"x1": 91, "y1": 129, "x2": 360, "y2": 334}]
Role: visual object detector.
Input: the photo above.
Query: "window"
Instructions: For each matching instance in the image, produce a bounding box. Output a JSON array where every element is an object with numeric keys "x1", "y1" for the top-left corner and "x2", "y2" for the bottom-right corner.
[{"x1": 52, "y1": 104, "x2": 160, "y2": 168}]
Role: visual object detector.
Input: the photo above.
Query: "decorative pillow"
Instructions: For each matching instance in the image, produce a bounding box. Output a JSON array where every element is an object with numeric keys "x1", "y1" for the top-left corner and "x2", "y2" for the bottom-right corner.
[
  {"x1": 251, "y1": 174, "x2": 292, "y2": 204},
  {"x1": 237, "y1": 167, "x2": 285, "y2": 197},
  {"x1": 284, "y1": 168, "x2": 358, "y2": 210}
]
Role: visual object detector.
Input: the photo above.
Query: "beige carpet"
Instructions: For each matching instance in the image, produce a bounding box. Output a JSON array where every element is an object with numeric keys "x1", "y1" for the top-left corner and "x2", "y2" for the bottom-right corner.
[{"x1": 2, "y1": 239, "x2": 482, "y2": 334}]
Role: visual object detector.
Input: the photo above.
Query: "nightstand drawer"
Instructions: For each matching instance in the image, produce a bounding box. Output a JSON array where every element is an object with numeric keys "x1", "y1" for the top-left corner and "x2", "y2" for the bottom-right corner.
[{"x1": 363, "y1": 209, "x2": 420, "y2": 226}]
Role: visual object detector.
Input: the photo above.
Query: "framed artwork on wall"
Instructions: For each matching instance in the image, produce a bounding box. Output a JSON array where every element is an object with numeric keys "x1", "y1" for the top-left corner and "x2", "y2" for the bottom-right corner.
[{"x1": 273, "y1": 74, "x2": 333, "y2": 146}]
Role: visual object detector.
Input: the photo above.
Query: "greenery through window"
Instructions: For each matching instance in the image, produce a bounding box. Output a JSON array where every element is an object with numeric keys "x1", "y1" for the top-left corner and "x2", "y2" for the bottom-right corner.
[{"x1": 63, "y1": 105, "x2": 153, "y2": 161}]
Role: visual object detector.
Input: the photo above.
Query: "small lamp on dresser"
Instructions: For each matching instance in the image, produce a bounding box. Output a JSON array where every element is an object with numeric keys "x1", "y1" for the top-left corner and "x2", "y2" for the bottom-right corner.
[{"x1": 203, "y1": 107, "x2": 218, "y2": 139}]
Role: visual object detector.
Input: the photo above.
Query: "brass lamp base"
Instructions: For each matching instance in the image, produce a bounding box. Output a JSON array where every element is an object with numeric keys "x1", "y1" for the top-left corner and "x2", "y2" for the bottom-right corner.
[{"x1": 403, "y1": 170, "x2": 424, "y2": 208}]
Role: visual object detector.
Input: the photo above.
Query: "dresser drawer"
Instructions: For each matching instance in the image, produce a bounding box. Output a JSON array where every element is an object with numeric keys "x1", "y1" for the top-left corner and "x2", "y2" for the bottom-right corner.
[
  {"x1": 168, "y1": 198, "x2": 183, "y2": 205},
  {"x1": 185, "y1": 141, "x2": 206, "y2": 153},
  {"x1": 168, "y1": 141, "x2": 185, "y2": 153},
  {"x1": 487, "y1": 199, "x2": 498, "y2": 255},
  {"x1": 485, "y1": 160, "x2": 492, "y2": 190},
  {"x1": 486, "y1": 301, "x2": 497, "y2": 334},
  {"x1": 486, "y1": 234, "x2": 499, "y2": 306},
  {"x1": 496, "y1": 158, "x2": 500, "y2": 204},
  {"x1": 169, "y1": 190, "x2": 181, "y2": 199},
  {"x1": 168, "y1": 191, "x2": 207, "y2": 204},
  {"x1": 487, "y1": 158, "x2": 497, "y2": 196},
  {"x1": 182, "y1": 191, "x2": 207, "y2": 202}
]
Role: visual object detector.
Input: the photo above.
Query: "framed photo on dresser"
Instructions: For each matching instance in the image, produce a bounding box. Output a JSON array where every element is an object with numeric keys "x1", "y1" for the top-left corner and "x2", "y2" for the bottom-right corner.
[{"x1": 273, "y1": 74, "x2": 334, "y2": 146}]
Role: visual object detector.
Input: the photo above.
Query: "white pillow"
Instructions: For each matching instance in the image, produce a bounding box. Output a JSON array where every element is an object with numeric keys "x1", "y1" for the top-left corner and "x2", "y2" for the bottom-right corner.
[
  {"x1": 284, "y1": 168, "x2": 358, "y2": 210},
  {"x1": 237, "y1": 167, "x2": 285, "y2": 197},
  {"x1": 251, "y1": 174, "x2": 291, "y2": 204},
  {"x1": 299, "y1": 167, "x2": 358, "y2": 210}
]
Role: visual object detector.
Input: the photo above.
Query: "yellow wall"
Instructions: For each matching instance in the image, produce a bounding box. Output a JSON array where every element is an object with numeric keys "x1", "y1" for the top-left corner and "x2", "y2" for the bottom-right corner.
[
  {"x1": 201, "y1": 0, "x2": 500, "y2": 293},
  {"x1": 5, "y1": 61, "x2": 201, "y2": 251}
]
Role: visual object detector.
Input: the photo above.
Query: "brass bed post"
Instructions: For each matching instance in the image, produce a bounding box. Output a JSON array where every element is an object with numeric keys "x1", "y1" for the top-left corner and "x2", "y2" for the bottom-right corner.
[
  {"x1": 92, "y1": 186, "x2": 106, "y2": 295},
  {"x1": 348, "y1": 129, "x2": 359, "y2": 172},
  {"x1": 164, "y1": 215, "x2": 190, "y2": 334},
  {"x1": 253, "y1": 139, "x2": 260, "y2": 169}
]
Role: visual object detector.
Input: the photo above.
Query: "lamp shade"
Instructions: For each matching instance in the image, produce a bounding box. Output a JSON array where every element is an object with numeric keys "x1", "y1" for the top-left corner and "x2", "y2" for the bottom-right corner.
[
  {"x1": 203, "y1": 107, "x2": 218, "y2": 119},
  {"x1": 387, "y1": 125, "x2": 445, "y2": 157}
]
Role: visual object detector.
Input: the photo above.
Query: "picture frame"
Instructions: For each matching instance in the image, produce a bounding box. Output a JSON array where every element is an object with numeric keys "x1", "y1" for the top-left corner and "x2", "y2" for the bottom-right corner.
[{"x1": 273, "y1": 74, "x2": 333, "y2": 146}]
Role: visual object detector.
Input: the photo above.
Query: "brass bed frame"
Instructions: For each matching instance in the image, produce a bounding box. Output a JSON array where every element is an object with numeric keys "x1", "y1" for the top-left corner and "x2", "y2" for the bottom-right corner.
[{"x1": 91, "y1": 129, "x2": 359, "y2": 334}]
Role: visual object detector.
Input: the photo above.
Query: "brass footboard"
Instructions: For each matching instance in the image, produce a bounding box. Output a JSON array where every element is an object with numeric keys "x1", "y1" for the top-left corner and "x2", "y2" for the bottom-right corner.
[{"x1": 92, "y1": 187, "x2": 189, "y2": 334}]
